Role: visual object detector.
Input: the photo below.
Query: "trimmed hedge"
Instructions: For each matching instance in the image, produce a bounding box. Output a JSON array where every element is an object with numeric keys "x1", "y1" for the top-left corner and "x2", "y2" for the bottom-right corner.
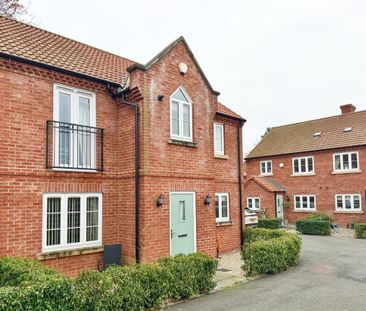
[
  {"x1": 305, "y1": 213, "x2": 332, "y2": 222},
  {"x1": 258, "y1": 218, "x2": 282, "y2": 229},
  {"x1": 1, "y1": 253, "x2": 217, "y2": 311},
  {"x1": 242, "y1": 228, "x2": 301, "y2": 276},
  {"x1": 355, "y1": 223, "x2": 366, "y2": 239},
  {"x1": 296, "y1": 220, "x2": 331, "y2": 235}
]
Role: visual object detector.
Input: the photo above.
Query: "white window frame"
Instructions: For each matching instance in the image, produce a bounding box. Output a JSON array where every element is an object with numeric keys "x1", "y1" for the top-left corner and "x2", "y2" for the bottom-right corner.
[
  {"x1": 260, "y1": 160, "x2": 272, "y2": 175},
  {"x1": 292, "y1": 156, "x2": 315, "y2": 175},
  {"x1": 247, "y1": 197, "x2": 260, "y2": 211},
  {"x1": 335, "y1": 194, "x2": 362, "y2": 211},
  {"x1": 333, "y1": 151, "x2": 360, "y2": 172},
  {"x1": 42, "y1": 193, "x2": 102, "y2": 252},
  {"x1": 294, "y1": 195, "x2": 317, "y2": 211},
  {"x1": 170, "y1": 86, "x2": 193, "y2": 142},
  {"x1": 53, "y1": 84, "x2": 96, "y2": 170},
  {"x1": 214, "y1": 123, "x2": 225, "y2": 155},
  {"x1": 215, "y1": 193, "x2": 230, "y2": 223}
]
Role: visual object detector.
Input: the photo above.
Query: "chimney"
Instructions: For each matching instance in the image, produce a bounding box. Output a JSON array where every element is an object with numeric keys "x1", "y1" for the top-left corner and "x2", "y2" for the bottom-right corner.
[{"x1": 340, "y1": 104, "x2": 356, "y2": 114}]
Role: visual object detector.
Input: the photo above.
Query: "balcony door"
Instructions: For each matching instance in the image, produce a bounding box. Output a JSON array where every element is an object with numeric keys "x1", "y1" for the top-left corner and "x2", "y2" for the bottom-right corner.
[{"x1": 53, "y1": 84, "x2": 96, "y2": 170}]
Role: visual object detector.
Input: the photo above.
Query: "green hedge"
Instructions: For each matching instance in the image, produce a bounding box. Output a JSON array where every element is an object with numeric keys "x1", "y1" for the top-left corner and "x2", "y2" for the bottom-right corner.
[
  {"x1": 305, "y1": 213, "x2": 332, "y2": 222},
  {"x1": 258, "y1": 218, "x2": 282, "y2": 229},
  {"x1": 296, "y1": 220, "x2": 331, "y2": 235},
  {"x1": 241, "y1": 228, "x2": 301, "y2": 276},
  {"x1": 355, "y1": 223, "x2": 366, "y2": 239},
  {"x1": 1, "y1": 253, "x2": 217, "y2": 311}
]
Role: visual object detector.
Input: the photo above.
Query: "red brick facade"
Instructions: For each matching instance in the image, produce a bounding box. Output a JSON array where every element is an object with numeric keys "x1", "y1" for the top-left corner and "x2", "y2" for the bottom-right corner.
[
  {"x1": 245, "y1": 146, "x2": 366, "y2": 227},
  {"x1": 0, "y1": 40, "x2": 244, "y2": 275}
]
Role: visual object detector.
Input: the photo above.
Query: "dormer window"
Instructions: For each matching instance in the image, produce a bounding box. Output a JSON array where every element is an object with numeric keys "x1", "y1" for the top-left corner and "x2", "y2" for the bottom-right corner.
[
  {"x1": 343, "y1": 127, "x2": 353, "y2": 132},
  {"x1": 170, "y1": 87, "x2": 192, "y2": 142}
]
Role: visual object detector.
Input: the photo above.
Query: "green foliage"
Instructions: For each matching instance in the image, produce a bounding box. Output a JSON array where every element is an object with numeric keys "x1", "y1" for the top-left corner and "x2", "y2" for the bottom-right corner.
[
  {"x1": 296, "y1": 220, "x2": 331, "y2": 235},
  {"x1": 241, "y1": 228, "x2": 302, "y2": 276},
  {"x1": 355, "y1": 223, "x2": 366, "y2": 239},
  {"x1": 0, "y1": 254, "x2": 217, "y2": 311},
  {"x1": 305, "y1": 213, "x2": 332, "y2": 222},
  {"x1": 0, "y1": 257, "x2": 73, "y2": 311},
  {"x1": 258, "y1": 218, "x2": 282, "y2": 229}
]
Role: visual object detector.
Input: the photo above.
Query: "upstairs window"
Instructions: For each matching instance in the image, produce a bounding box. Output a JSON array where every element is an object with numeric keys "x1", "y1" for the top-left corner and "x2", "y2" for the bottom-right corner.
[
  {"x1": 292, "y1": 156, "x2": 314, "y2": 174},
  {"x1": 335, "y1": 194, "x2": 361, "y2": 211},
  {"x1": 247, "y1": 197, "x2": 260, "y2": 210},
  {"x1": 214, "y1": 123, "x2": 224, "y2": 155},
  {"x1": 333, "y1": 152, "x2": 359, "y2": 172},
  {"x1": 170, "y1": 87, "x2": 192, "y2": 141},
  {"x1": 215, "y1": 193, "x2": 230, "y2": 223},
  {"x1": 260, "y1": 160, "x2": 272, "y2": 175}
]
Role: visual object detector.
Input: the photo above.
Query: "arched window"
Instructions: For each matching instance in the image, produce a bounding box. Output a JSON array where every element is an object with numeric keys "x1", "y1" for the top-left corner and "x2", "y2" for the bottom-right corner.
[{"x1": 170, "y1": 87, "x2": 192, "y2": 141}]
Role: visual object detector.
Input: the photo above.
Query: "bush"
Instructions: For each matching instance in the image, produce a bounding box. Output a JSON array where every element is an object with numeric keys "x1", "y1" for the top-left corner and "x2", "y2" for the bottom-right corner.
[
  {"x1": 0, "y1": 257, "x2": 73, "y2": 311},
  {"x1": 355, "y1": 223, "x2": 366, "y2": 239},
  {"x1": 296, "y1": 220, "x2": 331, "y2": 235},
  {"x1": 73, "y1": 252, "x2": 217, "y2": 310},
  {"x1": 305, "y1": 213, "x2": 332, "y2": 222},
  {"x1": 258, "y1": 218, "x2": 282, "y2": 229},
  {"x1": 241, "y1": 228, "x2": 301, "y2": 276}
]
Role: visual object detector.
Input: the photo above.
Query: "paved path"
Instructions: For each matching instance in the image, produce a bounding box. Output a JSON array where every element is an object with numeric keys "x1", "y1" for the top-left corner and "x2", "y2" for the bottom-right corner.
[{"x1": 166, "y1": 234, "x2": 366, "y2": 311}]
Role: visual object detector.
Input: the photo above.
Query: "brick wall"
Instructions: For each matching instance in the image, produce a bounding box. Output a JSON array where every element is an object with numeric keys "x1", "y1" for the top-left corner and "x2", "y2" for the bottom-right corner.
[{"x1": 245, "y1": 146, "x2": 366, "y2": 227}]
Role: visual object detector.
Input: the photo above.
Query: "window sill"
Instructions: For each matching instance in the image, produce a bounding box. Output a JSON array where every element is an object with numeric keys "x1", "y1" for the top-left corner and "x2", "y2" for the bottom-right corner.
[
  {"x1": 52, "y1": 168, "x2": 99, "y2": 173},
  {"x1": 260, "y1": 173, "x2": 273, "y2": 177},
  {"x1": 38, "y1": 246, "x2": 104, "y2": 261},
  {"x1": 215, "y1": 154, "x2": 228, "y2": 160},
  {"x1": 331, "y1": 170, "x2": 361, "y2": 175},
  {"x1": 334, "y1": 211, "x2": 364, "y2": 214},
  {"x1": 292, "y1": 210, "x2": 317, "y2": 213},
  {"x1": 216, "y1": 220, "x2": 233, "y2": 227},
  {"x1": 291, "y1": 173, "x2": 316, "y2": 177},
  {"x1": 168, "y1": 139, "x2": 198, "y2": 148}
]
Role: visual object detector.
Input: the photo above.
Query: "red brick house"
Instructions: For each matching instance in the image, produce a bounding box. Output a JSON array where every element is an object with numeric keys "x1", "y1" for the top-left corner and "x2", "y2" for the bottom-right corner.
[
  {"x1": 0, "y1": 16, "x2": 245, "y2": 275},
  {"x1": 245, "y1": 104, "x2": 366, "y2": 227}
]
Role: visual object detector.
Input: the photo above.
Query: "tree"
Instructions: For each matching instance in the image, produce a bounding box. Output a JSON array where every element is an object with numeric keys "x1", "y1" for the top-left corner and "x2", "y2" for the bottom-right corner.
[{"x1": 0, "y1": 0, "x2": 28, "y2": 20}]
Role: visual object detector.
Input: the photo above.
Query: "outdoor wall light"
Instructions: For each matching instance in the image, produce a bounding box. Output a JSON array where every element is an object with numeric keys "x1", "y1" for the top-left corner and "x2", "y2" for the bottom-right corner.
[
  {"x1": 204, "y1": 194, "x2": 212, "y2": 206},
  {"x1": 157, "y1": 95, "x2": 164, "y2": 102},
  {"x1": 156, "y1": 194, "x2": 164, "y2": 207}
]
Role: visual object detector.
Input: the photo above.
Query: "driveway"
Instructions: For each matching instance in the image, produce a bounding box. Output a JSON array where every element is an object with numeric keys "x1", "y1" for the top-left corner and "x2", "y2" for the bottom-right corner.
[{"x1": 166, "y1": 234, "x2": 366, "y2": 311}]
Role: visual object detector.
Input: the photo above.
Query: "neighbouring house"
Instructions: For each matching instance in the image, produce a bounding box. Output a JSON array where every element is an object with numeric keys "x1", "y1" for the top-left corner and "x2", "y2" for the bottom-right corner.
[
  {"x1": 0, "y1": 16, "x2": 245, "y2": 276},
  {"x1": 245, "y1": 104, "x2": 366, "y2": 227}
]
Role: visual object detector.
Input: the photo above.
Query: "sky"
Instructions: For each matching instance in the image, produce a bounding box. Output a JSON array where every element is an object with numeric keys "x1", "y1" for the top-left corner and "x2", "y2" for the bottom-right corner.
[{"x1": 26, "y1": 0, "x2": 366, "y2": 154}]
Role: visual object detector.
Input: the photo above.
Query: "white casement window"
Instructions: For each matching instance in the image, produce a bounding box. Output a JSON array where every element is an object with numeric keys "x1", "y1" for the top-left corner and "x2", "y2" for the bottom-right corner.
[
  {"x1": 260, "y1": 160, "x2": 272, "y2": 175},
  {"x1": 247, "y1": 197, "x2": 260, "y2": 210},
  {"x1": 294, "y1": 195, "x2": 316, "y2": 210},
  {"x1": 215, "y1": 193, "x2": 230, "y2": 222},
  {"x1": 335, "y1": 194, "x2": 361, "y2": 211},
  {"x1": 42, "y1": 193, "x2": 102, "y2": 252},
  {"x1": 333, "y1": 152, "x2": 359, "y2": 172},
  {"x1": 53, "y1": 84, "x2": 96, "y2": 170},
  {"x1": 214, "y1": 123, "x2": 224, "y2": 155},
  {"x1": 292, "y1": 156, "x2": 314, "y2": 174},
  {"x1": 170, "y1": 87, "x2": 192, "y2": 142}
]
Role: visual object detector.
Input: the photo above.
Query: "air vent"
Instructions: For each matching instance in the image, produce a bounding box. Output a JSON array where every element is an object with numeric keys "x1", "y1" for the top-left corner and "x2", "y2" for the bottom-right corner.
[
  {"x1": 313, "y1": 132, "x2": 322, "y2": 137},
  {"x1": 343, "y1": 127, "x2": 353, "y2": 132}
]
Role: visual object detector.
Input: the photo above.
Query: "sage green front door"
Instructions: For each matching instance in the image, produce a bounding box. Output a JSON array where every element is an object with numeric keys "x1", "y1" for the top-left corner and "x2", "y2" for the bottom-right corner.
[{"x1": 170, "y1": 193, "x2": 196, "y2": 256}]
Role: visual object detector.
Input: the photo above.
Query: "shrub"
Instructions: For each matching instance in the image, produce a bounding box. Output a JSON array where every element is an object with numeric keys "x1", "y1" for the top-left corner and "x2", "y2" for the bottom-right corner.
[
  {"x1": 355, "y1": 223, "x2": 366, "y2": 239},
  {"x1": 296, "y1": 220, "x2": 331, "y2": 235},
  {"x1": 0, "y1": 257, "x2": 72, "y2": 311},
  {"x1": 241, "y1": 228, "x2": 301, "y2": 276},
  {"x1": 258, "y1": 218, "x2": 282, "y2": 229},
  {"x1": 305, "y1": 213, "x2": 332, "y2": 222}
]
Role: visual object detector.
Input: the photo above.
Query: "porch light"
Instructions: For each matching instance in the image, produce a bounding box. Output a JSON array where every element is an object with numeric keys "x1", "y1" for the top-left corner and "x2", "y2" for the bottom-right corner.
[
  {"x1": 204, "y1": 194, "x2": 212, "y2": 206},
  {"x1": 156, "y1": 194, "x2": 164, "y2": 207}
]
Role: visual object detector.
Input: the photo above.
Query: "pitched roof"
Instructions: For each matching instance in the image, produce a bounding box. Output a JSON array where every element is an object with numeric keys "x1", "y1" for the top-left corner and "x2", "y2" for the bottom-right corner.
[
  {"x1": 246, "y1": 110, "x2": 366, "y2": 159},
  {"x1": 245, "y1": 176, "x2": 286, "y2": 193},
  {"x1": 0, "y1": 15, "x2": 242, "y2": 119},
  {"x1": 0, "y1": 15, "x2": 134, "y2": 85},
  {"x1": 217, "y1": 102, "x2": 245, "y2": 121}
]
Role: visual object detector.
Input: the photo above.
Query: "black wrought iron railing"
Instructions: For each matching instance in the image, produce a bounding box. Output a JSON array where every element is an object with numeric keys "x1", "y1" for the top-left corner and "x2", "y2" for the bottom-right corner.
[{"x1": 46, "y1": 120, "x2": 104, "y2": 171}]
